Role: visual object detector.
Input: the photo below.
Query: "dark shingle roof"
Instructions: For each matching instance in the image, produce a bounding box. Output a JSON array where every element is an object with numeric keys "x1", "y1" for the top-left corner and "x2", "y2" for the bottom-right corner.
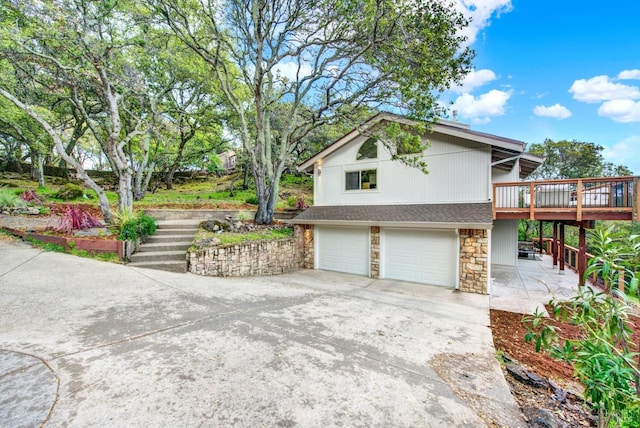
[{"x1": 290, "y1": 203, "x2": 493, "y2": 226}]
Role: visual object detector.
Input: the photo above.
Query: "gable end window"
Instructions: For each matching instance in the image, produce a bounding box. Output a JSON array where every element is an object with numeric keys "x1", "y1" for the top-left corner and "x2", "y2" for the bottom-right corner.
[
  {"x1": 346, "y1": 169, "x2": 377, "y2": 190},
  {"x1": 356, "y1": 138, "x2": 377, "y2": 160}
]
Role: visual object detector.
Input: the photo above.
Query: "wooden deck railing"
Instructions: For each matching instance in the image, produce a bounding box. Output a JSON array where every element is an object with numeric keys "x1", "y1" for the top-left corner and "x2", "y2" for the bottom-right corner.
[
  {"x1": 530, "y1": 240, "x2": 632, "y2": 293},
  {"x1": 493, "y1": 176, "x2": 639, "y2": 222}
]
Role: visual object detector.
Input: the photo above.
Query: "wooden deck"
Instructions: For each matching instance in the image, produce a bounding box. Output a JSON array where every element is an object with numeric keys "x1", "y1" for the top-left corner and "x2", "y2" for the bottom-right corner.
[{"x1": 493, "y1": 176, "x2": 639, "y2": 223}]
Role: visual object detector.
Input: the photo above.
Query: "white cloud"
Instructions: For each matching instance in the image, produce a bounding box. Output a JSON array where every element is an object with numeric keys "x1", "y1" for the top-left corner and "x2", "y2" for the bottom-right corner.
[
  {"x1": 533, "y1": 103, "x2": 572, "y2": 119},
  {"x1": 569, "y1": 75, "x2": 640, "y2": 103},
  {"x1": 603, "y1": 136, "x2": 640, "y2": 174},
  {"x1": 598, "y1": 99, "x2": 640, "y2": 123},
  {"x1": 618, "y1": 69, "x2": 640, "y2": 80},
  {"x1": 275, "y1": 61, "x2": 313, "y2": 82},
  {"x1": 451, "y1": 89, "x2": 511, "y2": 124},
  {"x1": 451, "y1": 69, "x2": 496, "y2": 93},
  {"x1": 456, "y1": 0, "x2": 513, "y2": 45}
]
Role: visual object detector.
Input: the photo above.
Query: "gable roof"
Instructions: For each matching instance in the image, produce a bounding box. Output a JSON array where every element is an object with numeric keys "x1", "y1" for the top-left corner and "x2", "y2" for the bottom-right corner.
[
  {"x1": 297, "y1": 112, "x2": 543, "y2": 179},
  {"x1": 289, "y1": 202, "x2": 493, "y2": 229}
]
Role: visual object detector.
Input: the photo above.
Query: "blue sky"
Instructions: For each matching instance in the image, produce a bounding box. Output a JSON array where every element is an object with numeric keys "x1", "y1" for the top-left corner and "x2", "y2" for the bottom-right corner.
[{"x1": 442, "y1": 0, "x2": 640, "y2": 174}]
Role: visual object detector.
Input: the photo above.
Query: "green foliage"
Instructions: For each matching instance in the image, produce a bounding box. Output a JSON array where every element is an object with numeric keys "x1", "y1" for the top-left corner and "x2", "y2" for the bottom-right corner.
[
  {"x1": 117, "y1": 213, "x2": 157, "y2": 241},
  {"x1": 286, "y1": 196, "x2": 297, "y2": 208},
  {"x1": 216, "y1": 227, "x2": 292, "y2": 245},
  {"x1": 244, "y1": 195, "x2": 259, "y2": 205},
  {"x1": 235, "y1": 211, "x2": 253, "y2": 221},
  {"x1": 26, "y1": 237, "x2": 65, "y2": 252},
  {"x1": 280, "y1": 174, "x2": 312, "y2": 187},
  {"x1": 54, "y1": 183, "x2": 85, "y2": 201},
  {"x1": 0, "y1": 189, "x2": 26, "y2": 208},
  {"x1": 523, "y1": 226, "x2": 640, "y2": 427},
  {"x1": 528, "y1": 139, "x2": 631, "y2": 180}
]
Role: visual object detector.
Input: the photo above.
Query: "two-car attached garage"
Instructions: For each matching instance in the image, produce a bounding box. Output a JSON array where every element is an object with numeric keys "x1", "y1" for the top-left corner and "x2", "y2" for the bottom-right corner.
[
  {"x1": 294, "y1": 203, "x2": 494, "y2": 292},
  {"x1": 315, "y1": 226, "x2": 457, "y2": 287}
]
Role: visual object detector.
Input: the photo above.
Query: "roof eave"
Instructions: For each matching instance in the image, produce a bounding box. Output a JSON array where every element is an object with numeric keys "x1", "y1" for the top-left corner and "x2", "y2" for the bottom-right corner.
[{"x1": 287, "y1": 219, "x2": 493, "y2": 229}]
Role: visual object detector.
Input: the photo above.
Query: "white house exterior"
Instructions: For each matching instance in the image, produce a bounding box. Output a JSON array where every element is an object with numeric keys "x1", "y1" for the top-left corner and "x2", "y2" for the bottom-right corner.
[{"x1": 290, "y1": 113, "x2": 542, "y2": 294}]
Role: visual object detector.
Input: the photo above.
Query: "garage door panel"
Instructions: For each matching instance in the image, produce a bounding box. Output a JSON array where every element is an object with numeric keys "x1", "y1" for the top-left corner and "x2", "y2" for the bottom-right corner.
[
  {"x1": 317, "y1": 227, "x2": 369, "y2": 275},
  {"x1": 383, "y1": 229, "x2": 456, "y2": 286}
]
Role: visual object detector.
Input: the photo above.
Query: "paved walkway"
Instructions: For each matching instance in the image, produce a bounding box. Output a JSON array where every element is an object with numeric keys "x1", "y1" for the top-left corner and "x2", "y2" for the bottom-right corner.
[
  {"x1": 0, "y1": 238, "x2": 525, "y2": 427},
  {"x1": 490, "y1": 255, "x2": 583, "y2": 315}
]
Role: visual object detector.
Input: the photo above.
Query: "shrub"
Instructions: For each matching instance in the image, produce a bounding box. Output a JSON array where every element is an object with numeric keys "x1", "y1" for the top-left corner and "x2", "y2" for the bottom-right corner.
[
  {"x1": 286, "y1": 196, "x2": 297, "y2": 208},
  {"x1": 54, "y1": 183, "x2": 84, "y2": 200},
  {"x1": 54, "y1": 205, "x2": 104, "y2": 234},
  {"x1": 20, "y1": 190, "x2": 42, "y2": 205},
  {"x1": 245, "y1": 195, "x2": 259, "y2": 205},
  {"x1": 296, "y1": 198, "x2": 309, "y2": 210},
  {"x1": 118, "y1": 213, "x2": 157, "y2": 241},
  {"x1": 235, "y1": 211, "x2": 253, "y2": 221},
  {"x1": 0, "y1": 190, "x2": 26, "y2": 209}
]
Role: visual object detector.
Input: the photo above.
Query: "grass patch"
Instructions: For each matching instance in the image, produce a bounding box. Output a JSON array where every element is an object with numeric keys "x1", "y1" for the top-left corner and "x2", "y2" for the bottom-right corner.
[{"x1": 193, "y1": 227, "x2": 293, "y2": 247}]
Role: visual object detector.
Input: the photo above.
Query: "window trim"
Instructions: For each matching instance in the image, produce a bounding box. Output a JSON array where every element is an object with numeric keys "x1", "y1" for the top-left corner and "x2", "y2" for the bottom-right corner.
[
  {"x1": 345, "y1": 168, "x2": 378, "y2": 191},
  {"x1": 356, "y1": 138, "x2": 378, "y2": 161}
]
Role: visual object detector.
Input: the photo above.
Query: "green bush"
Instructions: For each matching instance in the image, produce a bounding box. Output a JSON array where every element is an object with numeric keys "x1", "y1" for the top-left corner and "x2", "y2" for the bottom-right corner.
[
  {"x1": 54, "y1": 183, "x2": 84, "y2": 200},
  {"x1": 0, "y1": 190, "x2": 26, "y2": 209},
  {"x1": 118, "y1": 213, "x2": 157, "y2": 241},
  {"x1": 245, "y1": 195, "x2": 259, "y2": 205},
  {"x1": 286, "y1": 196, "x2": 297, "y2": 208}
]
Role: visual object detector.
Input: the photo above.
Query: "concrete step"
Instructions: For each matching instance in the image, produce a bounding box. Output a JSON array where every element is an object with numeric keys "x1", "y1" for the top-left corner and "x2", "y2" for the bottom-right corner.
[
  {"x1": 137, "y1": 241, "x2": 193, "y2": 252},
  {"x1": 129, "y1": 250, "x2": 187, "y2": 263},
  {"x1": 156, "y1": 220, "x2": 202, "y2": 229},
  {"x1": 146, "y1": 234, "x2": 195, "y2": 243},
  {"x1": 152, "y1": 229, "x2": 198, "y2": 237},
  {"x1": 128, "y1": 260, "x2": 187, "y2": 273}
]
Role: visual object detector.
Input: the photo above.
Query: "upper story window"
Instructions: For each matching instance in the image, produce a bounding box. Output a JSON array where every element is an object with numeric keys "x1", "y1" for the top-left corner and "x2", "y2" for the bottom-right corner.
[
  {"x1": 346, "y1": 169, "x2": 377, "y2": 191},
  {"x1": 356, "y1": 138, "x2": 377, "y2": 160}
]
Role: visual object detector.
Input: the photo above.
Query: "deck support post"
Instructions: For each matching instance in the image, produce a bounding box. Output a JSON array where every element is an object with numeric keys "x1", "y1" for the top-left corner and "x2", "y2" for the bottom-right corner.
[
  {"x1": 559, "y1": 223, "x2": 565, "y2": 274},
  {"x1": 578, "y1": 225, "x2": 586, "y2": 287},
  {"x1": 538, "y1": 221, "x2": 544, "y2": 254},
  {"x1": 552, "y1": 222, "x2": 558, "y2": 266}
]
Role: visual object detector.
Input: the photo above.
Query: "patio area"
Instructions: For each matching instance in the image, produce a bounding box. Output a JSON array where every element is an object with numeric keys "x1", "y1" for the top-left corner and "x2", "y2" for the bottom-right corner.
[{"x1": 490, "y1": 255, "x2": 584, "y2": 315}]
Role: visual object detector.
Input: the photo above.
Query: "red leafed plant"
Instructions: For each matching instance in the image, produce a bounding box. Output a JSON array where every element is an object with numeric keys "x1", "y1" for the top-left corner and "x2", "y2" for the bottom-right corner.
[
  {"x1": 21, "y1": 190, "x2": 42, "y2": 205},
  {"x1": 296, "y1": 198, "x2": 309, "y2": 210},
  {"x1": 54, "y1": 205, "x2": 104, "y2": 234}
]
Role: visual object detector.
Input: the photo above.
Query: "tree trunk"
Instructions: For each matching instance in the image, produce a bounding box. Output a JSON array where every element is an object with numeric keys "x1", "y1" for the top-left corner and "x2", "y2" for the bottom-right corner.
[
  {"x1": 36, "y1": 154, "x2": 45, "y2": 188},
  {"x1": 118, "y1": 169, "x2": 134, "y2": 214},
  {"x1": 253, "y1": 163, "x2": 284, "y2": 225},
  {"x1": 165, "y1": 163, "x2": 179, "y2": 190},
  {"x1": 525, "y1": 220, "x2": 536, "y2": 241},
  {"x1": 0, "y1": 88, "x2": 113, "y2": 223}
]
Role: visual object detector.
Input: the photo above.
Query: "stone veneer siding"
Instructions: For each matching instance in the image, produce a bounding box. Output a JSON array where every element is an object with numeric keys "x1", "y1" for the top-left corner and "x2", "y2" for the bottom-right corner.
[
  {"x1": 458, "y1": 228, "x2": 489, "y2": 294},
  {"x1": 370, "y1": 226, "x2": 380, "y2": 278},
  {"x1": 294, "y1": 225, "x2": 314, "y2": 269},
  {"x1": 188, "y1": 238, "x2": 303, "y2": 277}
]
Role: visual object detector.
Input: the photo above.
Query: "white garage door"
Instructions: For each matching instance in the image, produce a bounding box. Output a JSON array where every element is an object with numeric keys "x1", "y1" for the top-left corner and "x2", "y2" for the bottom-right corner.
[
  {"x1": 316, "y1": 227, "x2": 369, "y2": 276},
  {"x1": 382, "y1": 228, "x2": 457, "y2": 286}
]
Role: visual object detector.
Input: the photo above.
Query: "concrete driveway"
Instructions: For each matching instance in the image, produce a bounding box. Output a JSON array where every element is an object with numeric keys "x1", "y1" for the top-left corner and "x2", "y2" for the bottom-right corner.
[{"x1": 0, "y1": 239, "x2": 524, "y2": 427}]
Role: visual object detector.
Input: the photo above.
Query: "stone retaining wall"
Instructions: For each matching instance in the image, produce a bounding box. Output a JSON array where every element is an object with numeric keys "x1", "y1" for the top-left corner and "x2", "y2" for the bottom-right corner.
[{"x1": 188, "y1": 238, "x2": 303, "y2": 277}]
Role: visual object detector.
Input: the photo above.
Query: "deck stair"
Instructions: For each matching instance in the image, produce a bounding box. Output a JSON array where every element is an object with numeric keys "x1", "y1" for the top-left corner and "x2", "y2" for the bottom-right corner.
[{"x1": 128, "y1": 220, "x2": 201, "y2": 273}]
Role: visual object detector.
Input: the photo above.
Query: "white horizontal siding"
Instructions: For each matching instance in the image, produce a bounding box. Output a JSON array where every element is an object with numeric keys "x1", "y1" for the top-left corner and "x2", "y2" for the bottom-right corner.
[{"x1": 315, "y1": 135, "x2": 491, "y2": 205}]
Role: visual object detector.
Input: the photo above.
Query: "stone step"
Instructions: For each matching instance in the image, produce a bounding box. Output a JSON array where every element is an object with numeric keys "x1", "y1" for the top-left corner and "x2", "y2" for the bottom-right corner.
[
  {"x1": 129, "y1": 250, "x2": 187, "y2": 263},
  {"x1": 128, "y1": 260, "x2": 187, "y2": 273},
  {"x1": 137, "y1": 241, "x2": 193, "y2": 252}
]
